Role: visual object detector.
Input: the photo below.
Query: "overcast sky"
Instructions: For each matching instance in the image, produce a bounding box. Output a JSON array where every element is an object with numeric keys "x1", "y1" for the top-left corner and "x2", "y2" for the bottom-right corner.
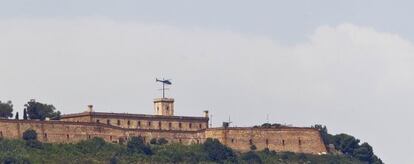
[{"x1": 0, "y1": 1, "x2": 412, "y2": 163}]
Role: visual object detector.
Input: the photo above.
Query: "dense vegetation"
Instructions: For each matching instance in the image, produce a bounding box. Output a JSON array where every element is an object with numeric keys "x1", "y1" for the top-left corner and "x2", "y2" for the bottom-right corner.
[
  {"x1": 0, "y1": 130, "x2": 378, "y2": 164},
  {"x1": 0, "y1": 101, "x2": 14, "y2": 119},
  {"x1": 0, "y1": 99, "x2": 61, "y2": 120},
  {"x1": 313, "y1": 125, "x2": 383, "y2": 164}
]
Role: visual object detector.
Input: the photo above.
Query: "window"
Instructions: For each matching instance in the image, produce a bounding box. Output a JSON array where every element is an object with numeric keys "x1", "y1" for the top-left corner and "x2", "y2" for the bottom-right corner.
[
  {"x1": 298, "y1": 138, "x2": 302, "y2": 145},
  {"x1": 282, "y1": 140, "x2": 285, "y2": 146},
  {"x1": 179, "y1": 122, "x2": 182, "y2": 128},
  {"x1": 117, "y1": 120, "x2": 121, "y2": 125},
  {"x1": 107, "y1": 120, "x2": 110, "y2": 125},
  {"x1": 96, "y1": 120, "x2": 100, "y2": 123},
  {"x1": 199, "y1": 124, "x2": 202, "y2": 129},
  {"x1": 127, "y1": 120, "x2": 130, "y2": 126},
  {"x1": 169, "y1": 122, "x2": 172, "y2": 129},
  {"x1": 231, "y1": 139, "x2": 235, "y2": 143},
  {"x1": 0, "y1": 131, "x2": 3, "y2": 137},
  {"x1": 196, "y1": 139, "x2": 200, "y2": 144},
  {"x1": 66, "y1": 134, "x2": 70, "y2": 139},
  {"x1": 88, "y1": 135, "x2": 91, "y2": 139},
  {"x1": 158, "y1": 121, "x2": 162, "y2": 129},
  {"x1": 249, "y1": 139, "x2": 253, "y2": 145},
  {"x1": 138, "y1": 121, "x2": 141, "y2": 127},
  {"x1": 44, "y1": 133, "x2": 47, "y2": 139},
  {"x1": 266, "y1": 139, "x2": 269, "y2": 145},
  {"x1": 148, "y1": 121, "x2": 152, "y2": 127},
  {"x1": 110, "y1": 136, "x2": 113, "y2": 141},
  {"x1": 189, "y1": 123, "x2": 192, "y2": 128}
]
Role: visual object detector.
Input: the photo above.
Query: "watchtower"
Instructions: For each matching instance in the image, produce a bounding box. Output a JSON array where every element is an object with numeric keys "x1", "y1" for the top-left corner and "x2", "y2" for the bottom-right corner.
[
  {"x1": 154, "y1": 98, "x2": 174, "y2": 116},
  {"x1": 154, "y1": 78, "x2": 174, "y2": 116}
]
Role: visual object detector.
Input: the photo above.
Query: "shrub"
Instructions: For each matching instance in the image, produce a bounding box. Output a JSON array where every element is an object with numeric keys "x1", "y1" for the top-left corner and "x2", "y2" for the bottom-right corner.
[
  {"x1": 150, "y1": 138, "x2": 157, "y2": 145},
  {"x1": 22, "y1": 129, "x2": 37, "y2": 141},
  {"x1": 203, "y1": 138, "x2": 235, "y2": 162},
  {"x1": 26, "y1": 140, "x2": 43, "y2": 149},
  {"x1": 241, "y1": 151, "x2": 262, "y2": 164},
  {"x1": 127, "y1": 136, "x2": 152, "y2": 155},
  {"x1": 250, "y1": 144, "x2": 257, "y2": 151},
  {"x1": 2, "y1": 157, "x2": 18, "y2": 164}
]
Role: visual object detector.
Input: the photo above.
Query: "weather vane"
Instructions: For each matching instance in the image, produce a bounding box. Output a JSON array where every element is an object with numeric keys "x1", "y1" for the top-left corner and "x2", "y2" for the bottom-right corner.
[{"x1": 156, "y1": 78, "x2": 172, "y2": 98}]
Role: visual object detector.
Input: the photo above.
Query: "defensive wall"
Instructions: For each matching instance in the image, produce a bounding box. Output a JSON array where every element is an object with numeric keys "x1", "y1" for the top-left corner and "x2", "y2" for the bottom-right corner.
[
  {"x1": 0, "y1": 119, "x2": 327, "y2": 154},
  {"x1": 205, "y1": 127, "x2": 327, "y2": 154}
]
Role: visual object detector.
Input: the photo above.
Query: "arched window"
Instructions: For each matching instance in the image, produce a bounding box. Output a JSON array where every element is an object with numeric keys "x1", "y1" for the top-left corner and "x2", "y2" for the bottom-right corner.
[
  {"x1": 148, "y1": 121, "x2": 152, "y2": 127},
  {"x1": 107, "y1": 120, "x2": 110, "y2": 125},
  {"x1": 158, "y1": 121, "x2": 162, "y2": 129},
  {"x1": 169, "y1": 122, "x2": 172, "y2": 129},
  {"x1": 199, "y1": 124, "x2": 202, "y2": 129},
  {"x1": 127, "y1": 120, "x2": 130, "y2": 126},
  {"x1": 138, "y1": 121, "x2": 141, "y2": 127},
  {"x1": 282, "y1": 140, "x2": 285, "y2": 146},
  {"x1": 189, "y1": 123, "x2": 192, "y2": 128},
  {"x1": 66, "y1": 134, "x2": 70, "y2": 139},
  {"x1": 179, "y1": 122, "x2": 182, "y2": 128},
  {"x1": 298, "y1": 138, "x2": 302, "y2": 145},
  {"x1": 117, "y1": 120, "x2": 121, "y2": 125}
]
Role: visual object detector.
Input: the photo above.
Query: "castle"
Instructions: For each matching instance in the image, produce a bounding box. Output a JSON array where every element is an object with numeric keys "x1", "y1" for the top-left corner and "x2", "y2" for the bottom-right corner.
[{"x1": 0, "y1": 90, "x2": 327, "y2": 154}]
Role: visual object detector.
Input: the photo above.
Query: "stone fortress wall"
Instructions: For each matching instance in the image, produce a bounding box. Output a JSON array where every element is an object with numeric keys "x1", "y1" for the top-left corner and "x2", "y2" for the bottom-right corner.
[
  {"x1": 0, "y1": 97, "x2": 327, "y2": 154},
  {"x1": 205, "y1": 127, "x2": 327, "y2": 154},
  {"x1": 0, "y1": 119, "x2": 327, "y2": 154}
]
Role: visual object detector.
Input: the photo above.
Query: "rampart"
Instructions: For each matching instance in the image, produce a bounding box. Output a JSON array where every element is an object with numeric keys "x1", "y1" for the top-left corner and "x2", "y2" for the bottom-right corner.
[
  {"x1": 205, "y1": 127, "x2": 327, "y2": 154},
  {"x1": 0, "y1": 120, "x2": 327, "y2": 154}
]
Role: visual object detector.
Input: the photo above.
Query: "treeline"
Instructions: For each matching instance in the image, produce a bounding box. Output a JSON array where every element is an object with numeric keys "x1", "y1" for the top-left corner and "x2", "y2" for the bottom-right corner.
[
  {"x1": 313, "y1": 124, "x2": 383, "y2": 164},
  {"x1": 0, "y1": 129, "x2": 373, "y2": 164},
  {"x1": 0, "y1": 100, "x2": 60, "y2": 120}
]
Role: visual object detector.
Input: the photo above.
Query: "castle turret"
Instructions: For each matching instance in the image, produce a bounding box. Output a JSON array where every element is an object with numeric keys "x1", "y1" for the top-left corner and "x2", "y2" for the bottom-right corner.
[{"x1": 154, "y1": 98, "x2": 174, "y2": 116}]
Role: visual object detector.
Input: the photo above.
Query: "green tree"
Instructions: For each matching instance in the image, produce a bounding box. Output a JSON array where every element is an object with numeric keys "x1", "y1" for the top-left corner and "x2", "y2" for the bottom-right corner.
[
  {"x1": 22, "y1": 129, "x2": 37, "y2": 141},
  {"x1": 0, "y1": 100, "x2": 13, "y2": 119},
  {"x1": 24, "y1": 99, "x2": 61, "y2": 120},
  {"x1": 203, "y1": 138, "x2": 235, "y2": 162},
  {"x1": 241, "y1": 151, "x2": 262, "y2": 164},
  {"x1": 127, "y1": 136, "x2": 152, "y2": 155},
  {"x1": 353, "y1": 142, "x2": 374, "y2": 162},
  {"x1": 23, "y1": 109, "x2": 28, "y2": 120},
  {"x1": 22, "y1": 129, "x2": 42, "y2": 149},
  {"x1": 332, "y1": 133, "x2": 360, "y2": 155}
]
